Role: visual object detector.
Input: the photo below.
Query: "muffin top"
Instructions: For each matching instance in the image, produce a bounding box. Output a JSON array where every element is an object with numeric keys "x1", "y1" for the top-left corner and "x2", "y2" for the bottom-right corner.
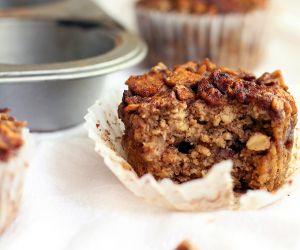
[
  {"x1": 0, "y1": 109, "x2": 26, "y2": 162},
  {"x1": 136, "y1": 0, "x2": 268, "y2": 14},
  {"x1": 121, "y1": 59, "x2": 297, "y2": 121}
]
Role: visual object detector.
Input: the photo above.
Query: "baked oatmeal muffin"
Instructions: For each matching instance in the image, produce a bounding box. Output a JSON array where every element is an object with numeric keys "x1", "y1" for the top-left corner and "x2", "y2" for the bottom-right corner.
[
  {"x1": 136, "y1": 0, "x2": 271, "y2": 69},
  {"x1": 0, "y1": 109, "x2": 30, "y2": 234},
  {"x1": 119, "y1": 59, "x2": 297, "y2": 192}
]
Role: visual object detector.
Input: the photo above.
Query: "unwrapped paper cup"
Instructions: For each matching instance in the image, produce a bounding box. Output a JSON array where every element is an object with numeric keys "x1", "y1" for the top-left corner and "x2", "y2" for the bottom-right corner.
[{"x1": 85, "y1": 92, "x2": 300, "y2": 212}]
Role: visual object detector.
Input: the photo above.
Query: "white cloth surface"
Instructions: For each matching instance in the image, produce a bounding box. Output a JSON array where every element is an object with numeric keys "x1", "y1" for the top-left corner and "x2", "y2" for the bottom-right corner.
[
  {"x1": 2, "y1": 126, "x2": 300, "y2": 250},
  {"x1": 1, "y1": 1, "x2": 300, "y2": 249}
]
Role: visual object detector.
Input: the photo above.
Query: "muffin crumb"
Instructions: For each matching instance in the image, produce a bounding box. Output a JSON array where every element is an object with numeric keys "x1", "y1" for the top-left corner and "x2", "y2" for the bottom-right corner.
[{"x1": 175, "y1": 240, "x2": 198, "y2": 250}]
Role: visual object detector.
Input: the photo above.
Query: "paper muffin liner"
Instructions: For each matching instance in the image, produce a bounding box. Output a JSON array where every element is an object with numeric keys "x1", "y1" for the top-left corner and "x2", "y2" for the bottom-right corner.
[
  {"x1": 0, "y1": 129, "x2": 32, "y2": 234},
  {"x1": 85, "y1": 92, "x2": 300, "y2": 211},
  {"x1": 136, "y1": 6, "x2": 272, "y2": 69}
]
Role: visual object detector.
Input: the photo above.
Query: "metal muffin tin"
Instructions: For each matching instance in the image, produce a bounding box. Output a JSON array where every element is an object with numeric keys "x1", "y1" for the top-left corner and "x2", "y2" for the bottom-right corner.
[{"x1": 0, "y1": 0, "x2": 147, "y2": 131}]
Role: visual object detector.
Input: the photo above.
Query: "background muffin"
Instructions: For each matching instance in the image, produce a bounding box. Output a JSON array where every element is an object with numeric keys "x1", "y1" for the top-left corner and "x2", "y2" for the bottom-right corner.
[
  {"x1": 0, "y1": 109, "x2": 30, "y2": 235},
  {"x1": 136, "y1": 0, "x2": 271, "y2": 69}
]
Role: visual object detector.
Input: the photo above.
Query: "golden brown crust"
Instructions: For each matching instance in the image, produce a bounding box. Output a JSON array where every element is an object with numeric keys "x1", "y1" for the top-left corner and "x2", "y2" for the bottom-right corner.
[
  {"x1": 122, "y1": 60, "x2": 296, "y2": 118},
  {"x1": 119, "y1": 59, "x2": 297, "y2": 192},
  {"x1": 0, "y1": 109, "x2": 26, "y2": 162},
  {"x1": 137, "y1": 0, "x2": 268, "y2": 14}
]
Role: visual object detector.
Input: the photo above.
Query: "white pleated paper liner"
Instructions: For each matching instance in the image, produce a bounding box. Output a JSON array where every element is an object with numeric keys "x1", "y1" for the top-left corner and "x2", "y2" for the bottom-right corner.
[
  {"x1": 136, "y1": 5, "x2": 272, "y2": 69},
  {"x1": 85, "y1": 92, "x2": 300, "y2": 211},
  {"x1": 0, "y1": 129, "x2": 32, "y2": 234}
]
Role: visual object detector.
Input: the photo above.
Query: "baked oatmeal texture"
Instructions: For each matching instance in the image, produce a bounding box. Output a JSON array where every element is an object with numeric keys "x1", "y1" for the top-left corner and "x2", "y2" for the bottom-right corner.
[
  {"x1": 118, "y1": 59, "x2": 297, "y2": 192},
  {"x1": 137, "y1": 0, "x2": 267, "y2": 14}
]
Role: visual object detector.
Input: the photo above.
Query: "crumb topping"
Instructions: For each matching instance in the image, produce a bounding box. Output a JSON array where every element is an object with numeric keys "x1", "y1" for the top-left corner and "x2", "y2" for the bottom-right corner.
[
  {"x1": 123, "y1": 59, "x2": 296, "y2": 120},
  {"x1": 0, "y1": 109, "x2": 26, "y2": 162}
]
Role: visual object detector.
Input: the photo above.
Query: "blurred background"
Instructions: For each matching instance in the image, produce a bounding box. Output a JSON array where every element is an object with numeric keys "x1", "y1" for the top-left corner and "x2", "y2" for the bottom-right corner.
[
  {"x1": 96, "y1": 0, "x2": 300, "y2": 99},
  {"x1": 0, "y1": 0, "x2": 299, "y2": 131},
  {"x1": 97, "y1": 0, "x2": 300, "y2": 66},
  {"x1": 98, "y1": 0, "x2": 300, "y2": 32}
]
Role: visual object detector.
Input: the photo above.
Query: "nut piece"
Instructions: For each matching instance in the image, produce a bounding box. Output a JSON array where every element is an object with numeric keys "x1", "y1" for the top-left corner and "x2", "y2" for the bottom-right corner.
[
  {"x1": 166, "y1": 68, "x2": 203, "y2": 87},
  {"x1": 246, "y1": 133, "x2": 271, "y2": 151},
  {"x1": 196, "y1": 145, "x2": 211, "y2": 156},
  {"x1": 124, "y1": 104, "x2": 140, "y2": 112},
  {"x1": 220, "y1": 108, "x2": 235, "y2": 124},
  {"x1": 126, "y1": 72, "x2": 164, "y2": 97},
  {"x1": 151, "y1": 62, "x2": 168, "y2": 73},
  {"x1": 271, "y1": 98, "x2": 284, "y2": 112},
  {"x1": 174, "y1": 85, "x2": 195, "y2": 101}
]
